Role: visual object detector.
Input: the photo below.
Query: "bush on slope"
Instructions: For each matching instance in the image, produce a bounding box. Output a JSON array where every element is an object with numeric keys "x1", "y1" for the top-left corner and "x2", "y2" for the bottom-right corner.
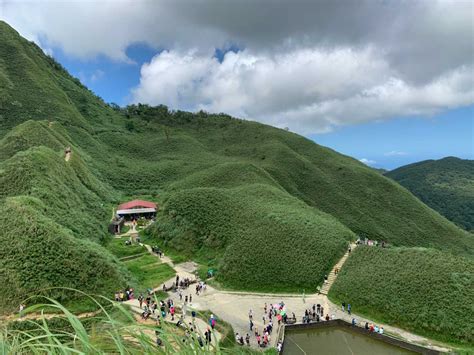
[
  {"x1": 147, "y1": 183, "x2": 354, "y2": 292},
  {"x1": 0, "y1": 196, "x2": 130, "y2": 314},
  {"x1": 329, "y1": 246, "x2": 474, "y2": 345}
]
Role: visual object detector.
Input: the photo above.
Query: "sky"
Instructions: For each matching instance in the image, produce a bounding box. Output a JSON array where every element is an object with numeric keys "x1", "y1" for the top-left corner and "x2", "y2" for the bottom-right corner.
[{"x1": 1, "y1": 0, "x2": 473, "y2": 169}]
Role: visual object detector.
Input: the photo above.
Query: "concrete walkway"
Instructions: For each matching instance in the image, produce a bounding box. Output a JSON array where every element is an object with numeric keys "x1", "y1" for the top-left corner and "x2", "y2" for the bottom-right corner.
[{"x1": 320, "y1": 243, "x2": 357, "y2": 295}]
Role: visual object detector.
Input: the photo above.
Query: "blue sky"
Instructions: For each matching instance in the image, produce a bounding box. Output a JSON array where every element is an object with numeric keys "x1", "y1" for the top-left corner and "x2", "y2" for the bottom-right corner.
[
  {"x1": 312, "y1": 106, "x2": 474, "y2": 170},
  {"x1": 52, "y1": 44, "x2": 473, "y2": 171}
]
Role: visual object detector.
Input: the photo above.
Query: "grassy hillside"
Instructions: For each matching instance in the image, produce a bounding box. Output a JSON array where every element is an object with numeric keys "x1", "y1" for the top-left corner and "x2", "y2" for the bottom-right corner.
[
  {"x1": 329, "y1": 246, "x2": 474, "y2": 345},
  {"x1": 0, "y1": 18, "x2": 473, "y2": 341},
  {"x1": 0, "y1": 196, "x2": 130, "y2": 313},
  {"x1": 147, "y1": 183, "x2": 353, "y2": 292},
  {"x1": 386, "y1": 157, "x2": 474, "y2": 231}
]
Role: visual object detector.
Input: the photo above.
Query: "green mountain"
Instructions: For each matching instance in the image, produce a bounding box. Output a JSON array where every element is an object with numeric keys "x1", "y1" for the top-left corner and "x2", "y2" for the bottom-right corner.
[
  {"x1": 386, "y1": 157, "x2": 474, "y2": 231},
  {"x1": 0, "y1": 18, "x2": 473, "y2": 337}
]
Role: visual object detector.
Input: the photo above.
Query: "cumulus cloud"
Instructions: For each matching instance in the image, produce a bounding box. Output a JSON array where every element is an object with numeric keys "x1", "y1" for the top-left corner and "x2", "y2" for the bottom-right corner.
[
  {"x1": 359, "y1": 158, "x2": 377, "y2": 166},
  {"x1": 2, "y1": 0, "x2": 473, "y2": 134},
  {"x1": 131, "y1": 49, "x2": 474, "y2": 134}
]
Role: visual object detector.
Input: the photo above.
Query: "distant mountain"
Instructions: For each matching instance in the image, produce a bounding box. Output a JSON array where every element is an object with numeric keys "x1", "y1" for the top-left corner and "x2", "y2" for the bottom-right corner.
[{"x1": 386, "y1": 157, "x2": 474, "y2": 231}]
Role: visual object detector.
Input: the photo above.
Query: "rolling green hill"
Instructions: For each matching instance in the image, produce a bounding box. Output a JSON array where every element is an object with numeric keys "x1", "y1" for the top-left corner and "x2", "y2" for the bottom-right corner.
[
  {"x1": 0, "y1": 18, "x2": 473, "y2": 346},
  {"x1": 329, "y1": 246, "x2": 474, "y2": 345},
  {"x1": 386, "y1": 157, "x2": 474, "y2": 231}
]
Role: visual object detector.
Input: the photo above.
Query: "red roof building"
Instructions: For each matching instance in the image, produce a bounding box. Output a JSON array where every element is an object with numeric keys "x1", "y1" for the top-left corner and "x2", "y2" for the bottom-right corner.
[
  {"x1": 117, "y1": 200, "x2": 157, "y2": 210},
  {"x1": 116, "y1": 200, "x2": 157, "y2": 219}
]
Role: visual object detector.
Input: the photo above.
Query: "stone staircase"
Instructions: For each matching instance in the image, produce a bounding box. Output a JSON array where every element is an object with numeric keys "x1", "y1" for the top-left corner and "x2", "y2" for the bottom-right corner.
[{"x1": 320, "y1": 243, "x2": 357, "y2": 295}]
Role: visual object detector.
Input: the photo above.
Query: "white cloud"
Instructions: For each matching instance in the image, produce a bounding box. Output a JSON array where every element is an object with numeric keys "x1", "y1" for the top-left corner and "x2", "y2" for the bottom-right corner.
[
  {"x1": 359, "y1": 158, "x2": 377, "y2": 166},
  {"x1": 131, "y1": 49, "x2": 474, "y2": 134},
  {"x1": 2, "y1": 0, "x2": 473, "y2": 134},
  {"x1": 384, "y1": 151, "x2": 408, "y2": 157}
]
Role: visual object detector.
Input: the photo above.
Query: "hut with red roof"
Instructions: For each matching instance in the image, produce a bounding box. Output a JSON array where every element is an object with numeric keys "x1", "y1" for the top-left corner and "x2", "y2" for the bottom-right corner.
[{"x1": 116, "y1": 199, "x2": 157, "y2": 220}]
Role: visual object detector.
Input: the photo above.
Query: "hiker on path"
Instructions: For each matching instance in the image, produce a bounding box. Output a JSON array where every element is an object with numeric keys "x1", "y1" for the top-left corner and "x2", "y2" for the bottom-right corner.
[
  {"x1": 342, "y1": 302, "x2": 346, "y2": 312},
  {"x1": 348, "y1": 303, "x2": 351, "y2": 315},
  {"x1": 19, "y1": 304, "x2": 25, "y2": 318},
  {"x1": 209, "y1": 314, "x2": 216, "y2": 329}
]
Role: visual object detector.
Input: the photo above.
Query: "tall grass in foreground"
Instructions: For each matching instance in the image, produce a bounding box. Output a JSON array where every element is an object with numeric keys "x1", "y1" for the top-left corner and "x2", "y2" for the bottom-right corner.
[{"x1": 0, "y1": 292, "x2": 229, "y2": 354}]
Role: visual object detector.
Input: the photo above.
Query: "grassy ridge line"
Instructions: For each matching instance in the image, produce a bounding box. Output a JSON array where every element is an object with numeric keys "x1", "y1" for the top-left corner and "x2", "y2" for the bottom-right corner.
[{"x1": 329, "y1": 246, "x2": 474, "y2": 345}]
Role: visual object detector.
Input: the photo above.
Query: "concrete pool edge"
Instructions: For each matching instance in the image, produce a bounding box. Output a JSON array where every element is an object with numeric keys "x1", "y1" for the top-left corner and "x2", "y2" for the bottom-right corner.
[{"x1": 281, "y1": 319, "x2": 441, "y2": 355}]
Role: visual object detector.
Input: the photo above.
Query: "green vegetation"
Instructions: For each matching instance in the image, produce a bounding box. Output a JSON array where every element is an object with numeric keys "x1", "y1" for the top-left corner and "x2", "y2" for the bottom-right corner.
[
  {"x1": 0, "y1": 20, "x2": 473, "y2": 346},
  {"x1": 0, "y1": 196, "x2": 130, "y2": 314},
  {"x1": 106, "y1": 238, "x2": 146, "y2": 259},
  {"x1": 329, "y1": 246, "x2": 474, "y2": 345},
  {"x1": 386, "y1": 157, "x2": 474, "y2": 231},
  {"x1": 124, "y1": 255, "x2": 175, "y2": 293}
]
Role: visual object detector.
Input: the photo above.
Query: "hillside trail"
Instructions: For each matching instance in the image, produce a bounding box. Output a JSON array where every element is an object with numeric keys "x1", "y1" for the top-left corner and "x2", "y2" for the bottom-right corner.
[
  {"x1": 320, "y1": 243, "x2": 357, "y2": 295},
  {"x1": 64, "y1": 150, "x2": 71, "y2": 161}
]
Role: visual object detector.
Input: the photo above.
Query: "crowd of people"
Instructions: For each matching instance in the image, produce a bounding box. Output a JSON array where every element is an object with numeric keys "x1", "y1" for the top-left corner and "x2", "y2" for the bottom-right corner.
[
  {"x1": 242, "y1": 301, "x2": 291, "y2": 349},
  {"x1": 356, "y1": 237, "x2": 387, "y2": 247},
  {"x1": 301, "y1": 303, "x2": 329, "y2": 323},
  {"x1": 114, "y1": 287, "x2": 134, "y2": 302}
]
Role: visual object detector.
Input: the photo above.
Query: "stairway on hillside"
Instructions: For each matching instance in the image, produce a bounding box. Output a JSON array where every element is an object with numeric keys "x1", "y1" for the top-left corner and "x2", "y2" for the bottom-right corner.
[{"x1": 320, "y1": 243, "x2": 357, "y2": 295}]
